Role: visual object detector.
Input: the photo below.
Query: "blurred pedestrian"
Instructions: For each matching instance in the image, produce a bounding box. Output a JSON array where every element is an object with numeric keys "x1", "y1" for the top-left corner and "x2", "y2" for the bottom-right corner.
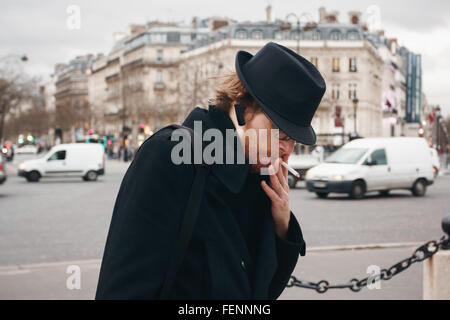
[{"x1": 445, "y1": 144, "x2": 450, "y2": 169}]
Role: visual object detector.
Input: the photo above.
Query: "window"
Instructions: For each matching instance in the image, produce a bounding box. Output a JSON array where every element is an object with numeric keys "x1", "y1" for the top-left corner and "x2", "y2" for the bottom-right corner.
[
  {"x1": 156, "y1": 49, "x2": 163, "y2": 64},
  {"x1": 330, "y1": 31, "x2": 342, "y2": 40},
  {"x1": 347, "y1": 31, "x2": 360, "y2": 40},
  {"x1": 310, "y1": 57, "x2": 318, "y2": 68},
  {"x1": 235, "y1": 30, "x2": 247, "y2": 39},
  {"x1": 180, "y1": 34, "x2": 191, "y2": 44},
  {"x1": 326, "y1": 148, "x2": 368, "y2": 164},
  {"x1": 252, "y1": 30, "x2": 263, "y2": 40},
  {"x1": 348, "y1": 83, "x2": 357, "y2": 99},
  {"x1": 156, "y1": 69, "x2": 163, "y2": 83},
  {"x1": 48, "y1": 150, "x2": 66, "y2": 161},
  {"x1": 167, "y1": 32, "x2": 180, "y2": 43},
  {"x1": 331, "y1": 84, "x2": 340, "y2": 100},
  {"x1": 273, "y1": 31, "x2": 283, "y2": 40},
  {"x1": 150, "y1": 33, "x2": 166, "y2": 43},
  {"x1": 312, "y1": 31, "x2": 321, "y2": 40},
  {"x1": 366, "y1": 149, "x2": 387, "y2": 166},
  {"x1": 332, "y1": 57, "x2": 340, "y2": 72},
  {"x1": 349, "y1": 57, "x2": 357, "y2": 72}
]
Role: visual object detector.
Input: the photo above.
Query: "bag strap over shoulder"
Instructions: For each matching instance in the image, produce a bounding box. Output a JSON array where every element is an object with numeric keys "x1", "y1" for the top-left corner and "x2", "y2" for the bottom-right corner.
[{"x1": 159, "y1": 124, "x2": 211, "y2": 300}]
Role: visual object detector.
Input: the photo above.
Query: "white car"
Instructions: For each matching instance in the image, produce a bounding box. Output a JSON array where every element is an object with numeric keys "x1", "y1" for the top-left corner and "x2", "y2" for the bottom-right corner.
[
  {"x1": 430, "y1": 148, "x2": 440, "y2": 177},
  {"x1": 18, "y1": 143, "x2": 105, "y2": 182},
  {"x1": 306, "y1": 138, "x2": 434, "y2": 199},
  {"x1": 15, "y1": 145, "x2": 38, "y2": 154}
]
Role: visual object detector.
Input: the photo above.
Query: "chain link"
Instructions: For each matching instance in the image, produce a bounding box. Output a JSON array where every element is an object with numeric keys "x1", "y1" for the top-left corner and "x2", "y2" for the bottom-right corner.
[{"x1": 287, "y1": 235, "x2": 450, "y2": 294}]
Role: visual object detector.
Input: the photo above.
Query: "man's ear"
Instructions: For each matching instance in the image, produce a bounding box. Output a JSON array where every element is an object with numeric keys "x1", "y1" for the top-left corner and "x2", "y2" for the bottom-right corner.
[{"x1": 234, "y1": 104, "x2": 246, "y2": 126}]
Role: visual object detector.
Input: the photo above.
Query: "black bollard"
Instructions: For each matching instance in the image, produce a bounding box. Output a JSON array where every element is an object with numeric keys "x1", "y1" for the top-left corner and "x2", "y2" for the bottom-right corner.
[{"x1": 442, "y1": 215, "x2": 450, "y2": 250}]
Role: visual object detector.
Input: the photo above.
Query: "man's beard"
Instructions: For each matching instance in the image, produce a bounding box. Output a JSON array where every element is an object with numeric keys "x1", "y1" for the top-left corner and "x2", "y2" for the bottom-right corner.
[{"x1": 245, "y1": 144, "x2": 283, "y2": 174}]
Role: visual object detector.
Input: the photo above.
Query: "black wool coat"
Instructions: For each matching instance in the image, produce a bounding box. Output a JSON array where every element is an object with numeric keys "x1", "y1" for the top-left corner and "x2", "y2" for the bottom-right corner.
[{"x1": 95, "y1": 105, "x2": 306, "y2": 300}]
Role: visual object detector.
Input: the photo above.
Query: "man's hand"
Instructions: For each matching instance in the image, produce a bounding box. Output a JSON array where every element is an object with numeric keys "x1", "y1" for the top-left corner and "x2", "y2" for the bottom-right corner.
[{"x1": 261, "y1": 157, "x2": 291, "y2": 240}]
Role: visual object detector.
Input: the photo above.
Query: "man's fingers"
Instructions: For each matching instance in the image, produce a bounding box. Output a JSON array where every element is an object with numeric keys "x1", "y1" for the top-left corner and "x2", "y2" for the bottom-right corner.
[
  {"x1": 261, "y1": 180, "x2": 281, "y2": 202},
  {"x1": 269, "y1": 164, "x2": 289, "y2": 197},
  {"x1": 275, "y1": 159, "x2": 289, "y2": 192}
]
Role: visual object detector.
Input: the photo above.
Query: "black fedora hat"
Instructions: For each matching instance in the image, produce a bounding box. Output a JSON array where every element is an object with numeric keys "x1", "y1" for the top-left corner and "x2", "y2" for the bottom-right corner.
[{"x1": 235, "y1": 42, "x2": 326, "y2": 145}]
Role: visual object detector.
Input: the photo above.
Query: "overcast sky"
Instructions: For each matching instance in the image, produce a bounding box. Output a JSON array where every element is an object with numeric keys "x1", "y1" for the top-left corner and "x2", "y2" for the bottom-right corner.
[{"x1": 1, "y1": 0, "x2": 449, "y2": 116}]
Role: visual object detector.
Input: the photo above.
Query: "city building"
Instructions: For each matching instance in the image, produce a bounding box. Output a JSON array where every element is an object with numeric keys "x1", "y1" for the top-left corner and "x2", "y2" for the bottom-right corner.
[
  {"x1": 88, "y1": 19, "x2": 232, "y2": 147},
  {"x1": 180, "y1": 7, "x2": 385, "y2": 146},
  {"x1": 54, "y1": 54, "x2": 99, "y2": 143},
  {"x1": 80, "y1": 6, "x2": 429, "y2": 148}
]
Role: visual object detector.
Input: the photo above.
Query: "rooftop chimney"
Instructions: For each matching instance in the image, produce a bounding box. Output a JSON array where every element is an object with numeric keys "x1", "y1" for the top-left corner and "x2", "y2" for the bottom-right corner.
[
  {"x1": 319, "y1": 7, "x2": 326, "y2": 24},
  {"x1": 326, "y1": 11, "x2": 339, "y2": 23},
  {"x1": 348, "y1": 11, "x2": 361, "y2": 25},
  {"x1": 191, "y1": 17, "x2": 198, "y2": 29},
  {"x1": 266, "y1": 5, "x2": 272, "y2": 23}
]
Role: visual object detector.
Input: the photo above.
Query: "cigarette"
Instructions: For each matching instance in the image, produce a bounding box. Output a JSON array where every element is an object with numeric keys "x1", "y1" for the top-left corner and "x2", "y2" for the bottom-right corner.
[{"x1": 282, "y1": 161, "x2": 300, "y2": 178}]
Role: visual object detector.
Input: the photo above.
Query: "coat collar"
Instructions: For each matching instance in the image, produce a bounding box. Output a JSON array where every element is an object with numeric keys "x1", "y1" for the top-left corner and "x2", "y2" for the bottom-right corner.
[{"x1": 182, "y1": 105, "x2": 251, "y2": 194}]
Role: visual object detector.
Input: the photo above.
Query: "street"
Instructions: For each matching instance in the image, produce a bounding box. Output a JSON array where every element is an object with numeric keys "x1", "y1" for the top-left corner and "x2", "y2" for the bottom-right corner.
[{"x1": 0, "y1": 154, "x2": 449, "y2": 299}]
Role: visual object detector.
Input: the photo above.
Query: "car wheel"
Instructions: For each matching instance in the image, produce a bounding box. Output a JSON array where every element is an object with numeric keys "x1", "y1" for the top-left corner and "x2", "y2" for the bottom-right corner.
[
  {"x1": 350, "y1": 180, "x2": 365, "y2": 199},
  {"x1": 379, "y1": 190, "x2": 390, "y2": 197},
  {"x1": 27, "y1": 171, "x2": 40, "y2": 182},
  {"x1": 316, "y1": 192, "x2": 329, "y2": 199},
  {"x1": 85, "y1": 170, "x2": 98, "y2": 181},
  {"x1": 288, "y1": 175, "x2": 297, "y2": 189},
  {"x1": 412, "y1": 179, "x2": 427, "y2": 197}
]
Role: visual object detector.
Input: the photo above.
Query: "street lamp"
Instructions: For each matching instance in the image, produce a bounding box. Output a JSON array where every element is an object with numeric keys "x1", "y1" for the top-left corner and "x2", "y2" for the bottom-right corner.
[
  {"x1": 352, "y1": 98, "x2": 359, "y2": 135},
  {"x1": 284, "y1": 13, "x2": 317, "y2": 55}
]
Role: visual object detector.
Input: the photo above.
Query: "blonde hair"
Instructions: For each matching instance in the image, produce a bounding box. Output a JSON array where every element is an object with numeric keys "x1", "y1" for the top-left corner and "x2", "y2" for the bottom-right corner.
[{"x1": 211, "y1": 72, "x2": 262, "y2": 115}]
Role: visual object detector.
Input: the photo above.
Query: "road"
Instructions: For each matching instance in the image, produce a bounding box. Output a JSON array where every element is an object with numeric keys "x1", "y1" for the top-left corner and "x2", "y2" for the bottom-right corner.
[{"x1": 0, "y1": 153, "x2": 449, "y2": 299}]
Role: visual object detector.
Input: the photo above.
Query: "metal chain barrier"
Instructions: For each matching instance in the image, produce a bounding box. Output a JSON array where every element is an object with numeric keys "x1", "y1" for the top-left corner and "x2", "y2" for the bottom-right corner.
[{"x1": 287, "y1": 234, "x2": 450, "y2": 294}]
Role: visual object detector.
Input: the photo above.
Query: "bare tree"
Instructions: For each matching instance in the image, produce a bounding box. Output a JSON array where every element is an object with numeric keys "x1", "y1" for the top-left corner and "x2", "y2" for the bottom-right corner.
[
  {"x1": 177, "y1": 48, "x2": 228, "y2": 122},
  {"x1": 0, "y1": 59, "x2": 38, "y2": 143}
]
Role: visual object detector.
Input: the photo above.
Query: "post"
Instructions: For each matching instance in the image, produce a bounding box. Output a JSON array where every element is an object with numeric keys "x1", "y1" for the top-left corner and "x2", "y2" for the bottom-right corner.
[
  {"x1": 352, "y1": 98, "x2": 359, "y2": 135},
  {"x1": 423, "y1": 215, "x2": 450, "y2": 299}
]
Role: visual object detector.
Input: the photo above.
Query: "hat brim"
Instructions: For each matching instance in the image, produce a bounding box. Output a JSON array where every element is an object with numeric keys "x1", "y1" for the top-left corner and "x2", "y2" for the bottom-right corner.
[{"x1": 235, "y1": 50, "x2": 317, "y2": 146}]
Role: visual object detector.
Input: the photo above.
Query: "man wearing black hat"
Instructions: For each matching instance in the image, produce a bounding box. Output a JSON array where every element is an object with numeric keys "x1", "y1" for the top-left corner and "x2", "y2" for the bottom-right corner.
[{"x1": 96, "y1": 42, "x2": 326, "y2": 300}]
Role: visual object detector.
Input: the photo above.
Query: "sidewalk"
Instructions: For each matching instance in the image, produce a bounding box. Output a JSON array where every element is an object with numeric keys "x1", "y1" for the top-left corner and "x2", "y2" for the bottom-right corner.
[{"x1": 0, "y1": 245, "x2": 423, "y2": 300}]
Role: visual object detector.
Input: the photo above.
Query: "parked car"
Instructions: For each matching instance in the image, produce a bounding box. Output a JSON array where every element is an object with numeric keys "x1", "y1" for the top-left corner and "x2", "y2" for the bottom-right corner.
[
  {"x1": 18, "y1": 143, "x2": 105, "y2": 182},
  {"x1": 305, "y1": 138, "x2": 434, "y2": 199},
  {"x1": 0, "y1": 155, "x2": 6, "y2": 185},
  {"x1": 15, "y1": 144, "x2": 38, "y2": 154},
  {"x1": 430, "y1": 148, "x2": 440, "y2": 177},
  {"x1": 287, "y1": 152, "x2": 321, "y2": 188}
]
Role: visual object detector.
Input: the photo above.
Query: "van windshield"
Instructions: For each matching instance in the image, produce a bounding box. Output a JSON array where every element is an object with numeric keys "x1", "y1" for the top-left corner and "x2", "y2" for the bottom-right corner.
[{"x1": 326, "y1": 148, "x2": 368, "y2": 164}]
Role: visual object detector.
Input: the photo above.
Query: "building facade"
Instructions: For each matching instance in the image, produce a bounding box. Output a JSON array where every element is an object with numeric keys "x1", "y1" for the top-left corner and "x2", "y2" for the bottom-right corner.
[
  {"x1": 81, "y1": 7, "x2": 427, "y2": 148},
  {"x1": 54, "y1": 54, "x2": 98, "y2": 143}
]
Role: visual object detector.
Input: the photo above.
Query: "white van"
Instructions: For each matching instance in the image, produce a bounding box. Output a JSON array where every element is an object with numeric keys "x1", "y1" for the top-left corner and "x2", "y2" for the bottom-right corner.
[
  {"x1": 18, "y1": 143, "x2": 105, "y2": 182},
  {"x1": 305, "y1": 138, "x2": 434, "y2": 199}
]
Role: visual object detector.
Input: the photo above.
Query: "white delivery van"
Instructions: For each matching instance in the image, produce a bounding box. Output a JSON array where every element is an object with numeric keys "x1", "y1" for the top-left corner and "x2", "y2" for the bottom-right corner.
[
  {"x1": 18, "y1": 143, "x2": 105, "y2": 182},
  {"x1": 305, "y1": 138, "x2": 434, "y2": 199}
]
